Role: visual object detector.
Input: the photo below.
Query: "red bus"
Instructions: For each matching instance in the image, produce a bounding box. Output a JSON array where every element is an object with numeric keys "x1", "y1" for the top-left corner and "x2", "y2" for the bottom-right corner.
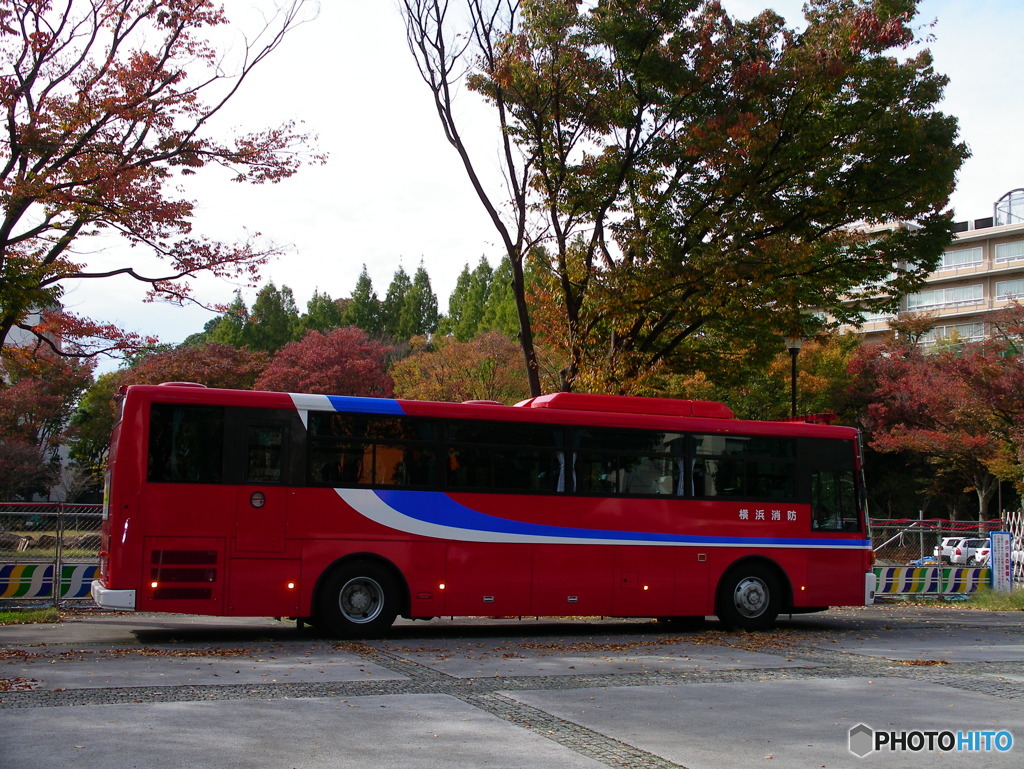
[{"x1": 91, "y1": 384, "x2": 876, "y2": 636}]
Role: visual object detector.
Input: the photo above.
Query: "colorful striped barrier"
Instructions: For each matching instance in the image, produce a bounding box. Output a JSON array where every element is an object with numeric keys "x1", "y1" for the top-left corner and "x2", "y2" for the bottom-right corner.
[
  {"x1": 0, "y1": 563, "x2": 98, "y2": 599},
  {"x1": 873, "y1": 566, "x2": 991, "y2": 596}
]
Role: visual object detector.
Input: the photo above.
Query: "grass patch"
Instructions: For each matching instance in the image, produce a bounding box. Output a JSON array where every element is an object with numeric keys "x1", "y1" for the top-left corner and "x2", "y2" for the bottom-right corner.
[
  {"x1": 0, "y1": 607, "x2": 61, "y2": 625},
  {"x1": 964, "y1": 587, "x2": 1024, "y2": 611}
]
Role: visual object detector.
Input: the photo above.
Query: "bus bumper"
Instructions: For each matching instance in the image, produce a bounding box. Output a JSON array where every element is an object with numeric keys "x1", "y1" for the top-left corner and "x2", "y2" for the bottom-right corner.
[
  {"x1": 865, "y1": 571, "x2": 877, "y2": 605},
  {"x1": 91, "y1": 580, "x2": 136, "y2": 611}
]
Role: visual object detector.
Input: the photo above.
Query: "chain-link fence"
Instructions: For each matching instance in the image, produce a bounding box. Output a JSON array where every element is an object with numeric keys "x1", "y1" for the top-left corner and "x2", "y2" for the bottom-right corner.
[
  {"x1": 0, "y1": 502, "x2": 102, "y2": 604},
  {"x1": 871, "y1": 516, "x2": 1024, "y2": 596}
]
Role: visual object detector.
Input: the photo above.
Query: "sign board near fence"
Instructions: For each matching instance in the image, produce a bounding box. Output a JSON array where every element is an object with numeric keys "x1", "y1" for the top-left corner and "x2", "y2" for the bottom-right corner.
[{"x1": 990, "y1": 531, "x2": 1013, "y2": 593}]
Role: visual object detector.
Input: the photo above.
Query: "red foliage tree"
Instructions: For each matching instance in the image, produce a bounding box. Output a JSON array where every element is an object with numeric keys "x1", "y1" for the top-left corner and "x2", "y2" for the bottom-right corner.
[
  {"x1": 848, "y1": 338, "x2": 1024, "y2": 519},
  {"x1": 0, "y1": 0, "x2": 324, "y2": 355},
  {"x1": 0, "y1": 348, "x2": 94, "y2": 498},
  {"x1": 255, "y1": 328, "x2": 394, "y2": 397}
]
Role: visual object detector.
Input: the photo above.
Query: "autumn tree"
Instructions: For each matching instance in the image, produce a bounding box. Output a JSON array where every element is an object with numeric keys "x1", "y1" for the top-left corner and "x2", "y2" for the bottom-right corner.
[
  {"x1": 0, "y1": 348, "x2": 94, "y2": 499},
  {"x1": 391, "y1": 332, "x2": 530, "y2": 404},
  {"x1": 0, "y1": 0, "x2": 323, "y2": 355},
  {"x1": 674, "y1": 333, "x2": 862, "y2": 421},
  {"x1": 254, "y1": 327, "x2": 394, "y2": 396},
  {"x1": 848, "y1": 341, "x2": 1013, "y2": 520},
  {"x1": 404, "y1": 0, "x2": 966, "y2": 394}
]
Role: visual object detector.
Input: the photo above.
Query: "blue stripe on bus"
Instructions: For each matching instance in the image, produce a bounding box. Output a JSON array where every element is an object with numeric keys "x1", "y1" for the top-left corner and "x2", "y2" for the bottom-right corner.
[
  {"x1": 367, "y1": 489, "x2": 870, "y2": 549},
  {"x1": 325, "y1": 396, "x2": 406, "y2": 415}
]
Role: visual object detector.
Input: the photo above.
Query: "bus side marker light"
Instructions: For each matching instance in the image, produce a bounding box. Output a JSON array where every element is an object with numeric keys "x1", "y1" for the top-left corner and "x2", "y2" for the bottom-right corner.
[
  {"x1": 286, "y1": 582, "x2": 296, "y2": 590},
  {"x1": 150, "y1": 581, "x2": 158, "y2": 589},
  {"x1": 439, "y1": 583, "x2": 446, "y2": 590},
  {"x1": 643, "y1": 585, "x2": 650, "y2": 591}
]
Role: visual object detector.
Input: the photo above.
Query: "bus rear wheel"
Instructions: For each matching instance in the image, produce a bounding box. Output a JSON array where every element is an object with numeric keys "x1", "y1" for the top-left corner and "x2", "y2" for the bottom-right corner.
[
  {"x1": 316, "y1": 561, "x2": 399, "y2": 638},
  {"x1": 716, "y1": 565, "x2": 780, "y2": 631}
]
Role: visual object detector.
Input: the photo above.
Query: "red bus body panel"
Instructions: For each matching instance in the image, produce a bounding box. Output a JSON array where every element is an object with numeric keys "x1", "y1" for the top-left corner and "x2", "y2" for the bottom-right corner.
[{"x1": 97, "y1": 385, "x2": 873, "y2": 621}]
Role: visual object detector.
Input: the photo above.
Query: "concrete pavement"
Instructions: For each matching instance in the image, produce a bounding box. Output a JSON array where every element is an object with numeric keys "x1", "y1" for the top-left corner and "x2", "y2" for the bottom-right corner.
[{"x1": 1, "y1": 605, "x2": 1022, "y2": 768}]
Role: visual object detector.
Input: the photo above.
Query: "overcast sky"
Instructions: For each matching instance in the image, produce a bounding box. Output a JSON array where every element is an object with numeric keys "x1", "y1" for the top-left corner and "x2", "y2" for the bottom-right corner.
[{"x1": 68, "y1": 0, "x2": 1024, "y2": 364}]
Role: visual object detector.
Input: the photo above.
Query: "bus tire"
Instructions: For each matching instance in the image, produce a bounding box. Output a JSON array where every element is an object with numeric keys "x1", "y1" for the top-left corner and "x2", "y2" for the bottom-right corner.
[
  {"x1": 716, "y1": 564, "x2": 780, "y2": 631},
  {"x1": 316, "y1": 561, "x2": 399, "y2": 639}
]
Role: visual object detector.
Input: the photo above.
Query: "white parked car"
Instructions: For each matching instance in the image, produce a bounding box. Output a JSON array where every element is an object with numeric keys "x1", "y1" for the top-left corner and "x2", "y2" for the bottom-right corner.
[
  {"x1": 950, "y1": 538, "x2": 989, "y2": 565},
  {"x1": 934, "y1": 537, "x2": 969, "y2": 562},
  {"x1": 972, "y1": 545, "x2": 991, "y2": 567}
]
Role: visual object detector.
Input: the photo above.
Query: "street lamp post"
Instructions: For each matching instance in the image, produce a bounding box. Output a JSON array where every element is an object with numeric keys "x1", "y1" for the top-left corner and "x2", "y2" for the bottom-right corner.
[{"x1": 785, "y1": 336, "x2": 803, "y2": 419}]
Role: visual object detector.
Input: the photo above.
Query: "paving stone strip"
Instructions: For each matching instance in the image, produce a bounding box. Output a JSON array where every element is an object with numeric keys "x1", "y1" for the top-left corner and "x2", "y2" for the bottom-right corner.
[{"x1": 1, "y1": 635, "x2": 1021, "y2": 769}]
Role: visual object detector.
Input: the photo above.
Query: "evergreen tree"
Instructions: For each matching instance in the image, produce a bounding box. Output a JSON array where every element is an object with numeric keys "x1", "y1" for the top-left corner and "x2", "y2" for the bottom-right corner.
[
  {"x1": 343, "y1": 265, "x2": 383, "y2": 335},
  {"x1": 444, "y1": 256, "x2": 493, "y2": 341},
  {"x1": 401, "y1": 264, "x2": 439, "y2": 338},
  {"x1": 480, "y1": 256, "x2": 521, "y2": 337},
  {"x1": 209, "y1": 291, "x2": 250, "y2": 348},
  {"x1": 243, "y1": 282, "x2": 300, "y2": 352},
  {"x1": 300, "y1": 289, "x2": 344, "y2": 334},
  {"x1": 382, "y1": 265, "x2": 413, "y2": 339}
]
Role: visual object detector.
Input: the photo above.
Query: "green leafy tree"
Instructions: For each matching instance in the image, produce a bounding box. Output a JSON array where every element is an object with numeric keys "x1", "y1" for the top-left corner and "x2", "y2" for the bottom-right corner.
[
  {"x1": 343, "y1": 265, "x2": 384, "y2": 335},
  {"x1": 404, "y1": 0, "x2": 966, "y2": 394}
]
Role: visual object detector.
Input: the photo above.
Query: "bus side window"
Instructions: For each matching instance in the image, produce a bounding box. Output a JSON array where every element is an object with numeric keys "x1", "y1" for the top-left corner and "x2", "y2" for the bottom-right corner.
[
  {"x1": 811, "y1": 468, "x2": 858, "y2": 531},
  {"x1": 245, "y1": 426, "x2": 284, "y2": 484},
  {"x1": 148, "y1": 404, "x2": 224, "y2": 484}
]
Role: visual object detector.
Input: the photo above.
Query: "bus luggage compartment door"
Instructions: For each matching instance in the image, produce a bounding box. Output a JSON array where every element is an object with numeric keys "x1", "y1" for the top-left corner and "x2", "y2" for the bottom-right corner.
[{"x1": 235, "y1": 486, "x2": 289, "y2": 553}]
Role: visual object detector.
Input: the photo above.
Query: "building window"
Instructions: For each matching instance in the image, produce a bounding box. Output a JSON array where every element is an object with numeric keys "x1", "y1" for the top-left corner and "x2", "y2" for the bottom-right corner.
[
  {"x1": 995, "y1": 240, "x2": 1024, "y2": 263},
  {"x1": 922, "y1": 322, "x2": 986, "y2": 346},
  {"x1": 939, "y1": 247, "x2": 982, "y2": 270},
  {"x1": 996, "y1": 279, "x2": 1024, "y2": 300},
  {"x1": 906, "y1": 284, "x2": 983, "y2": 311}
]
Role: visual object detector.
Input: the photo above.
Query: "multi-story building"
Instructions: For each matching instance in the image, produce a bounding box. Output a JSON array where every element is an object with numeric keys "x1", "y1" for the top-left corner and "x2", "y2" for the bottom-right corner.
[{"x1": 854, "y1": 188, "x2": 1024, "y2": 345}]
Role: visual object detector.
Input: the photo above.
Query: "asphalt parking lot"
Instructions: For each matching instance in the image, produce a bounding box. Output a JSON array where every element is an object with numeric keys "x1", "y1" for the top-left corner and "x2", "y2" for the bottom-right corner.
[{"x1": 1, "y1": 604, "x2": 1022, "y2": 769}]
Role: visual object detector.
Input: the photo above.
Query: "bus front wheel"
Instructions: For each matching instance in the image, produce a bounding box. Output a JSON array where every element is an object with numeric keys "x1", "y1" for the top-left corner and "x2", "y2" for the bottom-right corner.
[
  {"x1": 316, "y1": 561, "x2": 399, "y2": 638},
  {"x1": 716, "y1": 565, "x2": 780, "y2": 631}
]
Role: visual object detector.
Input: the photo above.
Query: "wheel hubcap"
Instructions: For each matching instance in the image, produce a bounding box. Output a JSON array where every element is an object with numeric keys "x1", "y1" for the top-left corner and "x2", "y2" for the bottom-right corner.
[
  {"x1": 339, "y1": 577, "x2": 384, "y2": 624},
  {"x1": 732, "y1": 576, "x2": 769, "y2": 619}
]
